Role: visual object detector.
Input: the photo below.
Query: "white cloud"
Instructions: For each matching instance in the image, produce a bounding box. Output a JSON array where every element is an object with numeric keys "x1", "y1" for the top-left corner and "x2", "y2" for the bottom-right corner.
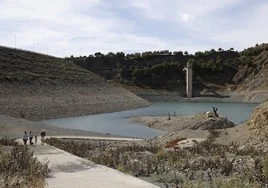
[
  {"x1": 0, "y1": 0, "x2": 267, "y2": 57},
  {"x1": 180, "y1": 14, "x2": 192, "y2": 22},
  {"x1": 129, "y1": 0, "x2": 268, "y2": 51},
  {"x1": 0, "y1": 0, "x2": 159, "y2": 56}
]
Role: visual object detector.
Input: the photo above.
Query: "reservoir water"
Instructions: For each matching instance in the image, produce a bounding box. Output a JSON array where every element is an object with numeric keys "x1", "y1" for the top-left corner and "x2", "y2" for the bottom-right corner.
[{"x1": 42, "y1": 101, "x2": 258, "y2": 138}]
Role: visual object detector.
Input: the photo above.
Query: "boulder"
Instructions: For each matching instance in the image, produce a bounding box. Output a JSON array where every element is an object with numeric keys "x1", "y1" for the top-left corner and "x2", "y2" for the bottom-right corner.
[
  {"x1": 191, "y1": 117, "x2": 235, "y2": 130},
  {"x1": 206, "y1": 111, "x2": 215, "y2": 118}
]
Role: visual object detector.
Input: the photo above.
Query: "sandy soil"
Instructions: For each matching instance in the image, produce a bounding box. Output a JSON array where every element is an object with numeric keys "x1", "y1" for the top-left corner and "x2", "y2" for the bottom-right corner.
[{"x1": 129, "y1": 113, "x2": 211, "y2": 132}]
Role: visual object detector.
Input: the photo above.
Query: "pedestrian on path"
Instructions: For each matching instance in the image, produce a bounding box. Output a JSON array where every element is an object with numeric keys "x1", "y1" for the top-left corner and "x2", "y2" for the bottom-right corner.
[
  {"x1": 29, "y1": 130, "x2": 33, "y2": 145},
  {"x1": 22, "y1": 131, "x2": 28, "y2": 145},
  {"x1": 34, "y1": 135, "x2": 37, "y2": 145},
  {"x1": 40, "y1": 129, "x2": 46, "y2": 145}
]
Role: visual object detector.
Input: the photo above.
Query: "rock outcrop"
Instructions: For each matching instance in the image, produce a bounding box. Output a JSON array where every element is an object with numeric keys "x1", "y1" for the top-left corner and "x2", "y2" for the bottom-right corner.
[
  {"x1": 248, "y1": 102, "x2": 268, "y2": 139},
  {"x1": 191, "y1": 117, "x2": 235, "y2": 130}
]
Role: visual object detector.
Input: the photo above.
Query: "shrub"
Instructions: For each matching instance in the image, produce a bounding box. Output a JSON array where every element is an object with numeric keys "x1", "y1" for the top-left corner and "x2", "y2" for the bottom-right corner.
[
  {"x1": 154, "y1": 151, "x2": 167, "y2": 160},
  {"x1": 0, "y1": 145, "x2": 49, "y2": 187},
  {"x1": 0, "y1": 137, "x2": 17, "y2": 146},
  {"x1": 132, "y1": 77, "x2": 138, "y2": 84},
  {"x1": 116, "y1": 164, "x2": 128, "y2": 173},
  {"x1": 263, "y1": 156, "x2": 268, "y2": 177}
]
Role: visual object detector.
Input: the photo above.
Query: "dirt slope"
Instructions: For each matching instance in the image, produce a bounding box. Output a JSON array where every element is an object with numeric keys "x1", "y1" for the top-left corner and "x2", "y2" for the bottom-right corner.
[
  {"x1": 248, "y1": 102, "x2": 268, "y2": 141},
  {"x1": 0, "y1": 46, "x2": 150, "y2": 120}
]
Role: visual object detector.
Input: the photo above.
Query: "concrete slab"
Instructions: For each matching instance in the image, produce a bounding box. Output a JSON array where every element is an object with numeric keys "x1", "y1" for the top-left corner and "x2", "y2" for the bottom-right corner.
[
  {"x1": 44, "y1": 135, "x2": 143, "y2": 141},
  {"x1": 17, "y1": 136, "x2": 159, "y2": 188}
]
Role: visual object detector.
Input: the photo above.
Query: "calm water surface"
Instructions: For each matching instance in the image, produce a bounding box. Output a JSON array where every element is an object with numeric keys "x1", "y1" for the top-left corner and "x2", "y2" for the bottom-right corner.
[{"x1": 42, "y1": 101, "x2": 258, "y2": 138}]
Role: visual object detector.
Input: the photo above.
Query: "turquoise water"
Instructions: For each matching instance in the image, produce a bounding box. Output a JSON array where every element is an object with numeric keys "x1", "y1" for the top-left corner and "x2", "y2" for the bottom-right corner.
[{"x1": 42, "y1": 101, "x2": 258, "y2": 138}]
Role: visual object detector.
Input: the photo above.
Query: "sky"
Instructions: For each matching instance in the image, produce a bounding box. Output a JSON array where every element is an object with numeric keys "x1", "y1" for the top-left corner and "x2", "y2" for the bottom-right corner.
[{"x1": 0, "y1": 0, "x2": 268, "y2": 57}]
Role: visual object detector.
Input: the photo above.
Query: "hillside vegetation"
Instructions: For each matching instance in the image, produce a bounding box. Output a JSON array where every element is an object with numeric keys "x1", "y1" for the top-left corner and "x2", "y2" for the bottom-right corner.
[
  {"x1": 0, "y1": 46, "x2": 104, "y2": 85},
  {"x1": 0, "y1": 46, "x2": 150, "y2": 120},
  {"x1": 72, "y1": 44, "x2": 268, "y2": 99}
]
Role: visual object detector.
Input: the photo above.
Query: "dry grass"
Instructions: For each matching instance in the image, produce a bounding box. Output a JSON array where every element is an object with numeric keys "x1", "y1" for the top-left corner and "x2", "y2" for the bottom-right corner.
[
  {"x1": 45, "y1": 134, "x2": 268, "y2": 187},
  {"x1": 0, "y1": 46, "x2": 104, "y2": 85},
  {"x1": 0, "y1": 137, "x2": 49, "y2": 188}
]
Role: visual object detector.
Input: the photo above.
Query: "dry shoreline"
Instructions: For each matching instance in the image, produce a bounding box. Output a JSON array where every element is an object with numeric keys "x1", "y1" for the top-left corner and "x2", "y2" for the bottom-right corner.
[
  {"x1": 126, "y1": 86, "x2": 268, "y2": 103},
  {"x1": 0, "y1": 114, "x2": 127, "y2": 139},
  {"x1": 0, "y1": 84, "x2": 151, "y2": 121},
  {"x1": 130, "y1": 114, "x2": 251, "y2": 146}
]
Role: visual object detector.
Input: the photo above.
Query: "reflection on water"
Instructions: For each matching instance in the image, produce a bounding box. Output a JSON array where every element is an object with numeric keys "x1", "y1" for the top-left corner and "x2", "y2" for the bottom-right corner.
[{"x1": 42, "y1": 101, "x2": 258, "y2": 138}]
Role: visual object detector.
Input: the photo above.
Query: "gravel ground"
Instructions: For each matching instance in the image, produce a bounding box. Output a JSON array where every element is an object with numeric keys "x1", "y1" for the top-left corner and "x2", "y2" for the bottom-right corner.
[
  {"x1": 0, "y1": 84, "x2": 150, "y2": 121},
  {"x1": 130, "y1": 114, "x2": 251, "y2": 147}
]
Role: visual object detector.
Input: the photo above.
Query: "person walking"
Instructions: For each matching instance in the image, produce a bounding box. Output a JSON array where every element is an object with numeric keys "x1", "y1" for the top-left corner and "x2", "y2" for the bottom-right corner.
[
  {"x1": 40, "y1": 129, "x2": 46, "y2": 145},
  {"x1": 29, "y1": 130, "x2": 33, "y2": 145},
  {"x1": 34, "y1": 135, "x2": 38, "y2": 145},
  {"x1": 22, "y1": 131, "x2": 28, "y2": 145}
]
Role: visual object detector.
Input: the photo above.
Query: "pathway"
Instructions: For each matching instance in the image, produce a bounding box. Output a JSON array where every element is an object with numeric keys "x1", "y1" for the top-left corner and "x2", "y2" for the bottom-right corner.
[{"x1": 17, "y1": 136, "x2": 159, "y2": 188}]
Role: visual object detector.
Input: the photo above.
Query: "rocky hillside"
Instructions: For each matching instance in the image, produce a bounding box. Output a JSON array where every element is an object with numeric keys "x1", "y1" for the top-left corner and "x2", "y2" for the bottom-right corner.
[
  {"x1": 234, "y1": 46, "x2": 268, "y2": 91},
  {"x1": 0, "y1": 46, "x2": 150, "y2": 120},
  {"x1": 248, "y1": 102, "x2": 268, "y2": 141}
]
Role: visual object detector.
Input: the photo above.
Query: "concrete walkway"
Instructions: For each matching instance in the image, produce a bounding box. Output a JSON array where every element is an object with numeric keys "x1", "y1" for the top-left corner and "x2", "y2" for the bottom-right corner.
[
  {"x1": 18, "y1": 136, "x2": 159, "y2": 188},
  {"x1": 43, "y1": 135, "x2": 144, "y2": 141}
]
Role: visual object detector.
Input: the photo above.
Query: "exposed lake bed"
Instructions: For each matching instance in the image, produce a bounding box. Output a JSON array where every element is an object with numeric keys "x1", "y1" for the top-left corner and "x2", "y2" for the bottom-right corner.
[{"x1": 42, "y1": 101, "x2": 258, "y2": 138}]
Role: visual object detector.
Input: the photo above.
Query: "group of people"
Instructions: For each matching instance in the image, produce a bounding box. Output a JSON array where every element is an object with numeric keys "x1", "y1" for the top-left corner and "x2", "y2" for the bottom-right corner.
[{"x1": 22, "y1": 129, "x2": 46, "y2": 145}]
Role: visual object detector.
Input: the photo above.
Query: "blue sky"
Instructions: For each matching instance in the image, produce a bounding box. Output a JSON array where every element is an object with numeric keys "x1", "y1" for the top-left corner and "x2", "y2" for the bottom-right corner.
[{"x1": 0, "y1": 0, "x2": 268, "y2": 57}]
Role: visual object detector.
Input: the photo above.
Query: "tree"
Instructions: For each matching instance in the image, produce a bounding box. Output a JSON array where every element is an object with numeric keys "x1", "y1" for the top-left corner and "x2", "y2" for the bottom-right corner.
[
  {"x1": 134, "y1": 52, "x2": 141, "y2": 58},
  {"x1": 94, "y1": 52, "x2": 103, "y2": 57},
  {"x1": 233, "y1": 57, "x2": 241, "y2": 64},
  {"x1": 218, "y1": 48, "x2": 223, "y2": 52},
  {"x1": 210, "y1": 49, "x2": 216, "y2": 53},
  {"x1": 195, "y1": 51, "x2": 204, "y2": 57},
  {"x1": 173, "y1": 51, "x2": 183, "y2": 56},
  {"x1": 207, "y1": 59, "x2": 215, "y2": 70},
  {"x1": 126, "y1": 54, "x2": 134, "y2": 59},
  {"x1": 116, "y1": 52, "x2": 125, "y2": 58},
  {"x1": 151, "y1": 64, "x2": 164, "y2": 74},
  {"x1": 106, "y1": 52, "x2": 115, "y2": 57},
  {"x1": 116, "y1": 63, "x2": 121, "y2": 71},
  {"x1": 244, "y1": 57, "x2": 252, "y2": 66},
  {"x1": 204, "y1": 51, "x2": 210, "y2": 55},
  {"x1": 187, "y1": 59, "x2": 195, "y2": 64},
  {"x1": 184, "y1": 51, "x2": 189, "y2": 55},
  {"x1": 229, "y1": 47, "x2": 234, "y2": 51},
  {"x1": 216, "y1": 56, "x2": 222, "y2": 64}
]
